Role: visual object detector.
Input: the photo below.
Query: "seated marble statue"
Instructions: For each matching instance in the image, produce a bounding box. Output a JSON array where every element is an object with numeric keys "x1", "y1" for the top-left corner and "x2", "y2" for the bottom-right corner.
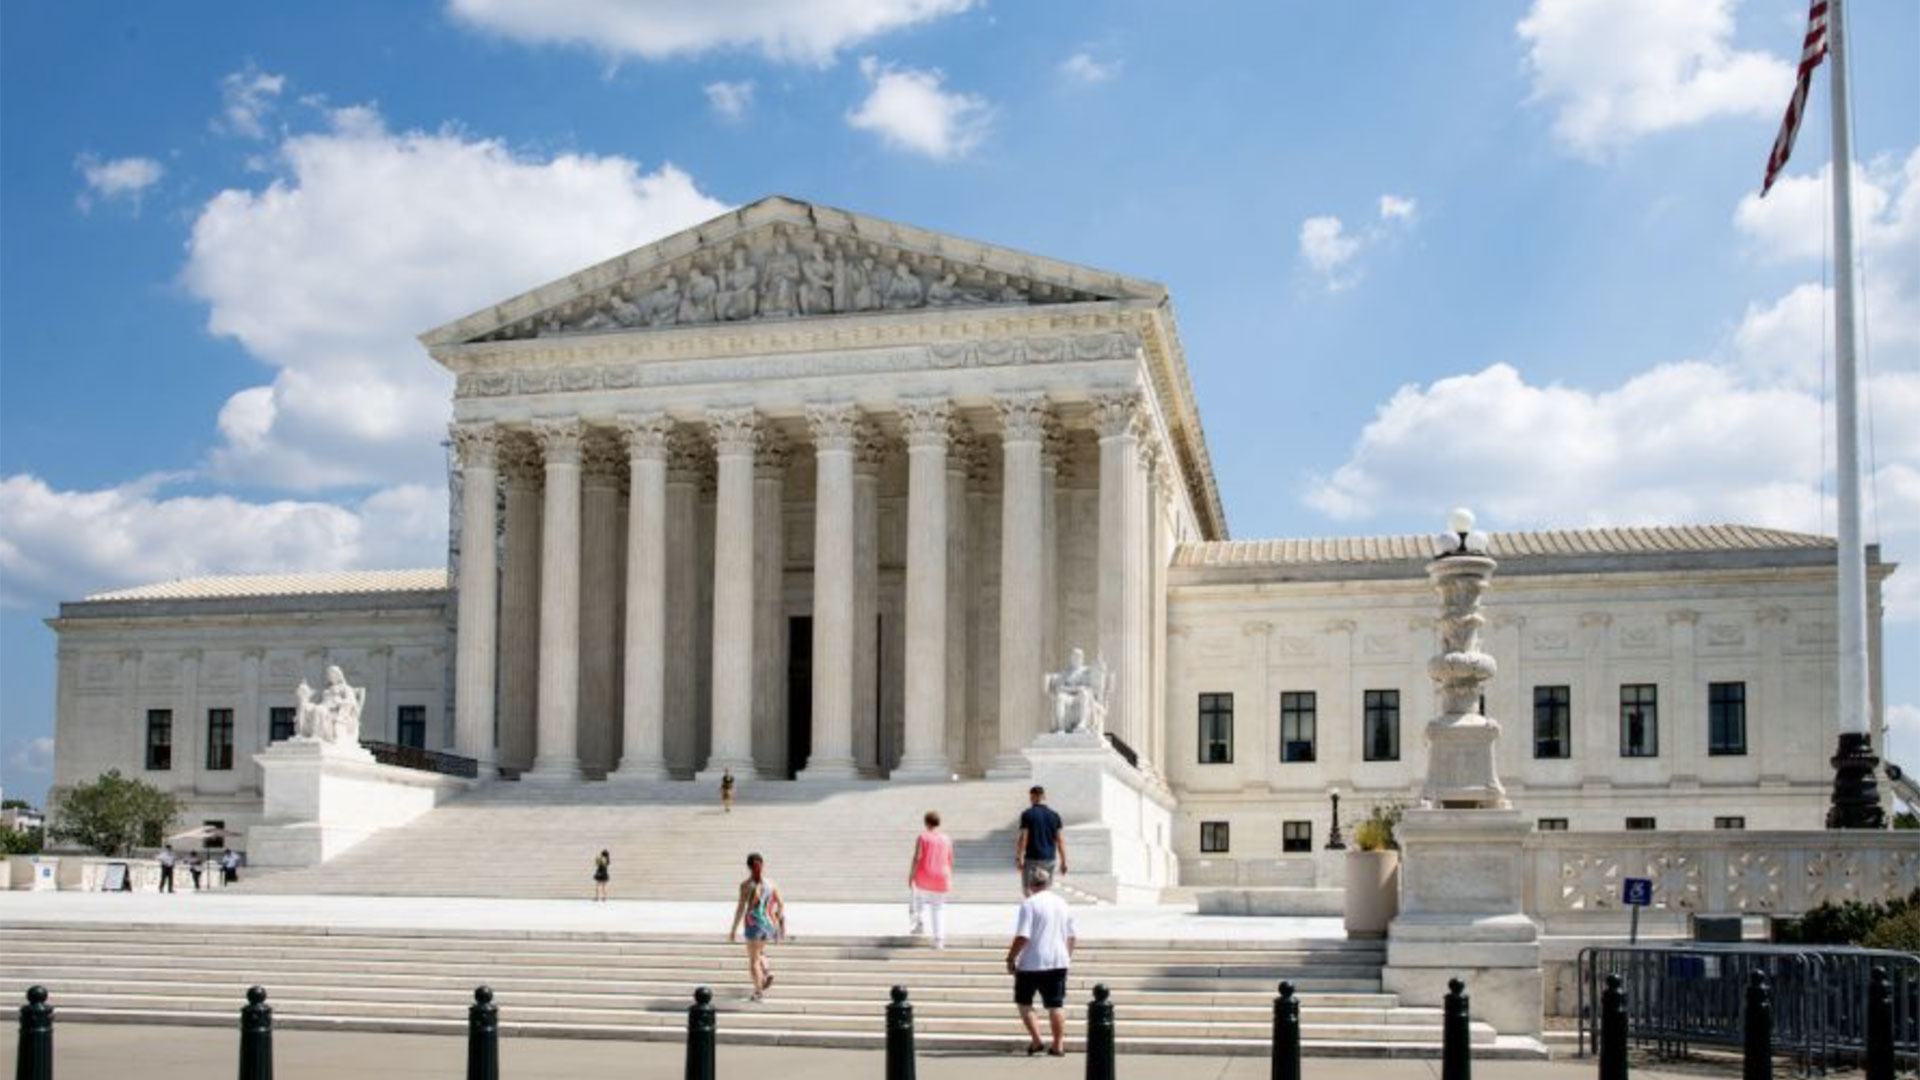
[
  {"x1": 1044, "y1": 648, "x2": 1112, "y2": 736},
  {"x1": 293, "y1": 665, "x2": 367, "y2": 746}
]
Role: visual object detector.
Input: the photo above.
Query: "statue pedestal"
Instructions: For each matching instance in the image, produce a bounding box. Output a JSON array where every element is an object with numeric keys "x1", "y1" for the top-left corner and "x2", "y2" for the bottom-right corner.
[
  {"x1": 1382, "y1": 808, "x2": 1541, "y2": 1037},
  {"x1": 1021, "y1": 733, "x2": 1177, "y2": 903},
  {"x1": 248, "y1": 739, "x2": 470, "y2": 869}
]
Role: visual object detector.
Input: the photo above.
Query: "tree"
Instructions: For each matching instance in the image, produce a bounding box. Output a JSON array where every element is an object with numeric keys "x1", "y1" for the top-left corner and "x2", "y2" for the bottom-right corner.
[
  {"x1": 1, "y1": 798, "x2": 30, "y2": 810},
  {"x1": 1, "y1": 826, "x2": 42, "y2": 855},
  {"x1": 50, "y1": 770, "x2": 180, "y2": 857}
]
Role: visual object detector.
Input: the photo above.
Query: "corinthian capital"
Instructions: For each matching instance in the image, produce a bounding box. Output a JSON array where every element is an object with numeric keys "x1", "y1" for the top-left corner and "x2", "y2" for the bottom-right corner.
[
  {"x1": 448, "y1": 422, "x2": 499, "y2": 470},
  {"x1": 706, "y1": 407, "x2": 761, "y2": 457},
  {"x1": 531, "y1": 416, "x2": 585, "y2": 465},
  {"x1": 755, "y1": 431, "x2": 792, "y2": 473},
  {"x1": 994, "y1": 392, "x2": 1051, "y2": 444},
  {"x1": 896, "y1": 397, "x2": 953, "y2": 449},
  {"x1": 806, "y1": 402, "x2": 862, "y2": 453},
  {"x1": 1090, "y1": 388, "x2": 1147, "y2": 440},
  {"x1": 615, "y1": 412, "x2": 674, "y2": 462},
  {"x1": 580, "y1": 430, "x2": 627, "y2": 487}
]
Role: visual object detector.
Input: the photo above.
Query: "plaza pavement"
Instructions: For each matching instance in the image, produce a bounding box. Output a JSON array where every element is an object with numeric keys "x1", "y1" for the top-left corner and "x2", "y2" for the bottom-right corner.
[{"x1": 1, "y1": 1024, "x2": 1727, "y2": 1080}]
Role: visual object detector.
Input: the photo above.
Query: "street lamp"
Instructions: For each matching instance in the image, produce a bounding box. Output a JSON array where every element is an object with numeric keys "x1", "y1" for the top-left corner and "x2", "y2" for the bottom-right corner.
[{"x1": 1326, "y1": 787, "x2": 1347, "y2": 850}]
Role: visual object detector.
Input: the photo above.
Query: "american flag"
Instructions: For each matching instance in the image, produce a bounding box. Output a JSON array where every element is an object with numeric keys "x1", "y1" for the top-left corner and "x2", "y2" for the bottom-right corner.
[{"x1": 1762, "y1": 0, "x2": 1831, "y2": 196}]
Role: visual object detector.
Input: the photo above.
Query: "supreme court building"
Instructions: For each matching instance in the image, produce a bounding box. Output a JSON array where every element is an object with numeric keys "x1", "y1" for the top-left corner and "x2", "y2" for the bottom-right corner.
[{"x1": 47, "y1": 197, "x2": 1898, "y2": 879}]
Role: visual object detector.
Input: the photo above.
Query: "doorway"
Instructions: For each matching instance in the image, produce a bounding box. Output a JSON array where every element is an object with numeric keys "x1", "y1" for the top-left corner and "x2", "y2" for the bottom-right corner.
[{"x1": 786, "y1": 616, "x2": 813, "y2": 778}]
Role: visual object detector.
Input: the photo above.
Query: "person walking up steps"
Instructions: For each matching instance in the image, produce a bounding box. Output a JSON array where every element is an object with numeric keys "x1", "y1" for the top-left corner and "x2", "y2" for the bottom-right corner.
[
  {"x1": 720, "y1": 770, "x2": 735, "y2": 813},
  {"x1": 1015, "y1": 785, "x2": 1067, "y2": 896},
  {"x1": 1007, "y1": 865, "x2": 1076, "y2": 1057},
  {"x1": 907, "y1": 810, "x2": 954, "y2": 948},
  {"x1": 729, "y1": 852, "x2": 786, "y2": 1001},
  {"x1": 592, "y1": 849, "x2": 611, "y2": 901}
]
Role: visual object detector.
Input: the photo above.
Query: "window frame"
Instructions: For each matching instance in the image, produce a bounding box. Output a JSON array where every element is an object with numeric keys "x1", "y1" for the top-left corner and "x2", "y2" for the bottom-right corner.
[
  {"x1": 1624, "y1": 816, "x2": 1658, "y2": 831},
  {"x1": 1281, "y1": 820, "x2": 1313, "y2": 853},
  {"x1": 1619, "y1": 684, "x2": 1660, "y2": 758},
  {"x1": 1197, "y1": 693, "x2": 1234, "y2": 765},
  {"x1": 1707, "y1": 681, "x2": 1748, "y2": 756},
  {"x1": 396, "y1": 705, "x2": 427, "y2": 750},
  {"x1": 1536, "y1": 818, "x2": 1570, "y2": 832},
  {"x1": 1280, "y1": 691, "x2": 1317, "y2": 763},
  {"x1": 1533, "y1": 685, "x2": 1572, "y2": 759},
  {"x1": 1362, "y1": 689, "x2": 1400, "y2": 762},
  {"x1": 205, "y1": 708, "x2": 235, "y2": 771},
  {"x1": 268, "y1": 706, "x2": 297, "y2": 744},
  {"x1": 1199, "y1": 821, "x2": 1230, "y2": 853},
  {"x1": 1714, "y1": 816, "x2": 1746, "y2": 830},
  {"x1": 145, "y1": 709, "x2": 173, "y2": 772}
]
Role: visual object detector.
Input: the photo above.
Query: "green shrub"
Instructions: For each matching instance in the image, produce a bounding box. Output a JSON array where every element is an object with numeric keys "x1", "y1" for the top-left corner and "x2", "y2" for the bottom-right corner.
[
  {"x1": 1354, "y1": 801, "x2": 1405, "y2": 852},
  {"x1": 1777, "y1": 888, "x2": 1920, "y2": 945},
  {"x1": 1861, "y1": 907, "x2": 1920, "y2": 952},
  {"x1": 49, "y1": 770, "x2": 180, "y2": 857}
]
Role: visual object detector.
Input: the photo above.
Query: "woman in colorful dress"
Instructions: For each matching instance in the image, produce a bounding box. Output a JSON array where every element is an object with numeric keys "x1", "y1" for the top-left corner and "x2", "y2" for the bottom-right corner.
[
  {"x1": 728, "y1": 852, "x2": 786, "y2": 1001},
  {"x1": 907, "y1": 810, "x2": 954, "y2": 948}
]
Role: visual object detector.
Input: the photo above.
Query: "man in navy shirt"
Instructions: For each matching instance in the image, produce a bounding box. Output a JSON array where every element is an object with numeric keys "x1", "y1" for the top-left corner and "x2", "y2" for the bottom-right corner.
[{"x1": 1015, "y1": 785, "x2": 1068, "y2": 896}]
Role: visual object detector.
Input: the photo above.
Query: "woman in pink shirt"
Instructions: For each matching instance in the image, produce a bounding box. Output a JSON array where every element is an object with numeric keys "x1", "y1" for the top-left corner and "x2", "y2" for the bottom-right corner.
[{"x1": 907, "y1": 810, "x2": 954, "y2": 949}]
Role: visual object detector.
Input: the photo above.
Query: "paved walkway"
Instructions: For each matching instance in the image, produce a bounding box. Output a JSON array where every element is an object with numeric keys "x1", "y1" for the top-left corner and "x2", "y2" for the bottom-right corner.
[
  {"x1": 1, "y1": 1024, "x2": 1735, "y2": 1079},
  {"x1": 0, "y1": 891, "x2": 1344, "y2": 943}
]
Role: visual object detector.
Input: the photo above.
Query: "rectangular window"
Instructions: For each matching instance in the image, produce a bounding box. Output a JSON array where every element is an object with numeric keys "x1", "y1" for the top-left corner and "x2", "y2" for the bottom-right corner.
[
  {"x1": 1619, "y1": 684, "x2": 1659, "y2": 757},
  {"x1": 1281, "y1": 821, "x2": 1313, "y2": 853},
  {"x1": 1625, "y1": 817, "x2": 1657, "y2": 831},
  {"x1": 1533, "y1": 685, "x2": 1572, "y2": 759},
  {"x1": 1362, "y1": 689, "x2": 1400, "y2": 762},
  {"x1": 145, "y1": 710, "x2": 173, "y2": 771},
  {"x1": 1708, "y1": 682, "x2": 1747, "y2": 756},
  {"x1": 203, "y1": 819, "x2": 226, "y2": 850},
  {"x1": 206, "y1": 709, "x2": 234, "y2": 770},
  {"x1": 1280, "y1": 691, "x2": 1317, "y2": 763},
  {"x1": 269, "y1": 707, "x2": 297, "y2": 743},
  {"x1": 1714, "y1": 816, "x2": 1746, "y2": 830},
  {"x1": 1537, "y1": 818, "x2": 1570, "y2": 832},
  {"x1": 1197, "y1": 693, "x2": 1233, "y2": 764},
  {"x1": 1200, "y1": 821, "x2": 1230, "y2": 853},
  {"x1": 396, "y1": 705, "x2": 427, "y2": 750}
]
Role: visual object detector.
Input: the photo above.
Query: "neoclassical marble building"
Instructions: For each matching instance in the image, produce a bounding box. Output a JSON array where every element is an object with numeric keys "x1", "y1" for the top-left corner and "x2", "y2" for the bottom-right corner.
[{"x1": 46, "y1": 198, "x2": 1898, "y2": 876}]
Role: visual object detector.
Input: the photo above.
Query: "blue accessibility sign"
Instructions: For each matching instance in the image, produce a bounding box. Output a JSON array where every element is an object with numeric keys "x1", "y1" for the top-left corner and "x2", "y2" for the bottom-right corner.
[{"x1": 1622, "y1": 877, "x2": 1654, "y2": 907}]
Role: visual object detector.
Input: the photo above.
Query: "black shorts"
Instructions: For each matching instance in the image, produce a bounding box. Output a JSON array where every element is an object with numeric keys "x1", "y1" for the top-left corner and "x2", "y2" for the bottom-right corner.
[{"x1": 1013, "y1": 969, "x2": 1068, "y2": 1010}]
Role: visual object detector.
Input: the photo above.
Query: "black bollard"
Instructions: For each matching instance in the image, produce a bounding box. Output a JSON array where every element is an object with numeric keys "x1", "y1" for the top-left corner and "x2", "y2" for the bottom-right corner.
[
  {"x1": 1741, "y1": 971, "x2": 1771, "y2": 1080},
  {"x1": 239, "y1": 985, "x2": 273, "y2": 1080},
  {"x1": 886, "y1": 986, "x2": 916, "y2": 1080},
  {"x1": 1086, "y1": 984, "x2": 1116, "y2": 1080},
  {"x1": 1271, "y1": 981, "x2": 1301, "y2": 1080},
  {"x1": 1866, "y1": 967, "x2": 1894, "y2": 1080},
  {"x1": 467, "y1": 985, "x2": 499, "y2": 1080},
  {"x1": 16, "y1": 985, "x2": 53, "y2": 1080},
  {"x1": 685, "y1": 986, "x2": 716, "y2": 1080},
  {"x1": 1441, "y1": 977, "x2": 1471, "y2": 1080},
  {"x1": 1598, "y1": 973, "x2": 1628, "y2": 1080}
]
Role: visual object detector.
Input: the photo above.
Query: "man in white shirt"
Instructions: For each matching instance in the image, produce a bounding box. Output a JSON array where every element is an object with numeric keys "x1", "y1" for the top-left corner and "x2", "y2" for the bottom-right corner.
[{"x1": 1006, "y1": 865, "x2": 1076, "y2": 1056}]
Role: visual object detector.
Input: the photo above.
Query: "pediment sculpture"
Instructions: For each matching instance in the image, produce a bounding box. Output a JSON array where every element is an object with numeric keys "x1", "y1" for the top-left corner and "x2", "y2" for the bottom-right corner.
[
  {"x1": 293, "y1": 664, "x2": 366, "y2": 746},
  {"x1": 1045, "y1": 647, "x2": 1113, "y2": 737},
  {"x1": 475, "y1": 225, "x2": 1109, "y2": 343}
]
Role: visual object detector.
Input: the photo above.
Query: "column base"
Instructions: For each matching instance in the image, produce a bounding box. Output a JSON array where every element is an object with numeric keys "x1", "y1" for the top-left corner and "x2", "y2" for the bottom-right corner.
[
  {"x1": 890, "y1": 755, "x2": 954, "y2": 782},
  {"x1": 522, "y1": 756, "x2": 582, "y2": 783},
  {"x1": 607, "y1": 758, "x2": 672, "y2": 783},
  {"x1": 798, "y1": 756, "x2": 861, "y2": 781},
  {"x1": 985, "y1": 753, "x2": 1033, "y2": 779},
  {"x1": 696, "y1": 756, "x2": 760, "y2": 783},
  {"x1": 1827, "y1": 731, "x2": 1886, "y2": 829}
]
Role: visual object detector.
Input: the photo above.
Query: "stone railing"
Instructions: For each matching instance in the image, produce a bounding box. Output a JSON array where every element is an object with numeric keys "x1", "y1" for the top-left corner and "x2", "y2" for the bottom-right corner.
[
  {"x1": 361, "y1": 740, "x2": 480, "y2": 779},
  {"x1": 1524, "y1": 830, "x2": 1920, "y2": 934}
]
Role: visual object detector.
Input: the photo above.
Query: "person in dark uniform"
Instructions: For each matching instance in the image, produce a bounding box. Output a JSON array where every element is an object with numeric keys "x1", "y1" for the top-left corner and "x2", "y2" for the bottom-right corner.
[{"x1": 593, "y1": 849, "x2": 611, "y2": 901}]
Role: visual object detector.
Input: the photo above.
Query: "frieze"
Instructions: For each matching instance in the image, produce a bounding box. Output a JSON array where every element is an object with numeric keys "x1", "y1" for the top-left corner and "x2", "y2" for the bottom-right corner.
[
  {"x1": 81, "y1": 656, "x2": 118, "y2": 688},
  {"x1": 1704, "y1": 622, "x2": 1747, "y2": 647}
]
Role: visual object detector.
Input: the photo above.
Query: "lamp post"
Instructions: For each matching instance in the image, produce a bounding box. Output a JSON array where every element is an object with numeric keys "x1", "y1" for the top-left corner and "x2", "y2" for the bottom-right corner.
[
  {"x1": 1423, "y1": 508, "x2": 1507, "y2": 809},
  {"x1": 1325, "y1": 788, "x2": 1347, "y2": 850}
]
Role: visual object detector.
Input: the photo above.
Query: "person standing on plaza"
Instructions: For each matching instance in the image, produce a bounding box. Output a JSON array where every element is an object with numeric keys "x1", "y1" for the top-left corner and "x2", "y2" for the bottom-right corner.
[
  {"x1": 1006, "y1": 865, "x2": 1076, "y2": 1057},
  {"x1": 1015, "y1": 785, "x2": 1067, "y2": 896},
  {"x1": 220, "y1": 848, "x2": 239, "y2": 886},
  {"x1": 907, "y1": 810, "x2": 954, "y2": 948},
  {"x1": 592, "y1": 849, "x2": 611, "y2": 902},
  {"x1": 728, "y1": 853, "x2": 786, "y2": 1001},
  {"x1": 156, "y1": 845, "x2": 175, "y2": 893},
  {"x1": 186, "y1": 850, "x2": 203, "y2": 891},
  {"x1": 720, "y1": 770, "x2": 735, "y2": 813}
]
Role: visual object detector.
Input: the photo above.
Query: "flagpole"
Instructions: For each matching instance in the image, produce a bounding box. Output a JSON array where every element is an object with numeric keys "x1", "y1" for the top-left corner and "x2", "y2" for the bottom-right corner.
[{"x1": 1823, "y1": 0, "x2": 1884, "y2": 828}]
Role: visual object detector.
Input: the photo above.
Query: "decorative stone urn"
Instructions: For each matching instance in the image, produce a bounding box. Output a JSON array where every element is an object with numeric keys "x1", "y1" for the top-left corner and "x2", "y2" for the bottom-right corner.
[{"x1": 1343, "y1": 849, "x2": 1400, "y2": 939}]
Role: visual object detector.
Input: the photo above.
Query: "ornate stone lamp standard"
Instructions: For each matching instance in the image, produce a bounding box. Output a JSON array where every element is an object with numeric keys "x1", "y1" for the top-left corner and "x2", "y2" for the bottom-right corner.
[
  {"x1": 1325, "y1": 788, "x2": 1347, "y2": 851},
  {"x1": 1379, "y1": 509, "x2": 1543, "y2": 1040}
]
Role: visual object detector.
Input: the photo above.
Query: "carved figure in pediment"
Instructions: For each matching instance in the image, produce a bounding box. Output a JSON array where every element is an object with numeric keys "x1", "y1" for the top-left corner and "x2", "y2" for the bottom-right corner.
[
  {"x1": 718, "y1": 249, "x2": 759, "y2": 321},
  {"x1": 643, "y1": 277, "x2": 680, "y2": 327},
  {"x1": 760, "y1": 234, "x2": 800, "y2": 317},
  {"x1": 852, "y1": 256, "x2": 881, "y2": 311},
  {"x1": 576, "y1": 300, "x2": 620, "y2": 331},
  {"x1": 883, "y1": 260, "x2": 924, "y2": 309},
  {"x1": 606, "y1": 289, "x2": 646, "y2": 328},
  {"x1": 680, "y1": 265, "x2": 718, "y2": 324},
  {"x1": 926, "y1": 273, "x2": 958, "y2": 307},
  {"x1": 800, "y1": 243, "x2": 836, "y2": 315}
]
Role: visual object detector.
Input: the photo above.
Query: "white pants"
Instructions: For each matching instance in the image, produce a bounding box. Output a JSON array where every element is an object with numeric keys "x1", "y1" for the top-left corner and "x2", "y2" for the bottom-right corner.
[{"x1": 910, "y1": 887, "x2": 947, "y2": 946}]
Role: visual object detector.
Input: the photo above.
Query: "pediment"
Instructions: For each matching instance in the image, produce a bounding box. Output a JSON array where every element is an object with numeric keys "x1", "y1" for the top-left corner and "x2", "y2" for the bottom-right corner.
[{"x1": 421, "y1": 196, "x2": 1167, "y2": 348}]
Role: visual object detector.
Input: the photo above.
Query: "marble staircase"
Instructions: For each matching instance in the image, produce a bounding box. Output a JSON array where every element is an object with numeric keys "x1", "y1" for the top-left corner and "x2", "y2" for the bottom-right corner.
[{"x1": 0, "y1": 923, "x2": 1543, "y2": 1057}]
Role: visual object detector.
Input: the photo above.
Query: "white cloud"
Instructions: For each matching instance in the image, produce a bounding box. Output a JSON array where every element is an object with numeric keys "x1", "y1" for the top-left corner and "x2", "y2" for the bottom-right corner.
[
  {"x1": 5, "y1": 737, "x2": 55, "y2": 779},
  {"x1": 73, "y1": 154, "x2": 163, "y2": 213},
  {"x1": 0, "y1": 473, "x2": 447, "y2": 611},
  {"x1": 1060, "y1": 51, "x2": 1118, "y2": 85},
  {"x1": 1297, "y1": 194, "x2": 1418, "y2": 291},
  {"x1": 846, "y1": 56, "x2": 990, "y2": 160},
  {"x1": 181, "y1": 103, "x2": 729, "y2": 490},
  {"x1": 217, "y1": 64, "x2": 287, "y2": 140},
  {"x1": 704, "y1": 80, "x2": 756, "y2": 122},
  {"x1": 447, "y1": 0, "x2": 975, "y2": 64},
  {"x1": 1517, "y1": 0, "x2": 1793, "y2": 158}
]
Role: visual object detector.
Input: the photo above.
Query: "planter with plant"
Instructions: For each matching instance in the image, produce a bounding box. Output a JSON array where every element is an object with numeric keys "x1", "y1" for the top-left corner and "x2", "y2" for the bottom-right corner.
[{"x1": 1343, "y1": 802, "x2": 1403, "y2": 939}]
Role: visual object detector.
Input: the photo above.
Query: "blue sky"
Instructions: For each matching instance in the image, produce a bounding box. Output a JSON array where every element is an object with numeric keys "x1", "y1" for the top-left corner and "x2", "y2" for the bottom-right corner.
[{"x1": 3, "y1": 0, "x2": 1916, "y2": 809}]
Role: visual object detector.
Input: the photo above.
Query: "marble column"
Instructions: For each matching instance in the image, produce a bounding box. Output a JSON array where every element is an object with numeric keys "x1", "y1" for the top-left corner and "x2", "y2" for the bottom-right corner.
[
  {"x1": 1041, "y1": 425, "x2": 1066, "y2": 678},
  {"x1": 1577, "y1": 613, "x2": 1613, "y2": 775},
  {"x1": 663, "y1": 432, "x2": 705, "y2": 776},
  {"x1": 992, "y1": 393, "x2": 1049, "y2": 776},
  {"x1": 240, "y1": 649, "x2": 264, "y2": 793},
  {"x1": 944, "y1": 432, "x2": 974, "y2": 773},
  {"x1": 752, "y1": 435, "x2": 791, "y2": 777},
  {"x1": 497, "y1": 437, "x2": 543, "y2": 774},
  {"x1": 1668, "y1": 610, "x2": 1701, "y2": 785},
  {"x1": 527, "y1": 417, "x2": 584, "y2": 781},
  {"x1": 450, "y1": 422, "x2": 500, "y2": 774},
  {"x1": 1093, "y1": 389, "x2": 1147, "y2": 753},
  {"x1": 702, "y1": 407, "x2": 760, "y2": 779},
  {"x1": 178, "y1": 649, "x2": 202, "y2": 794},
  {"x1": 366, "y1": 646, "x2": 392, "y2": 743},
  {"x1": 803, "y1": 405, "x2": 861, "y2": 779},
  {"x1": 578, "y1": 432, "x2": 624, "y2": 776},
  {"x1": 612, "y1": 413, "x2": 673, "y2": 781},
  {"x1": 895, "y1": 397, "x2": 953, "y2": 780},
  {"x1": 119, "y1": 649, "x2": 141, "y2": 767},
  {"x1": 850, "y1": 427, "x2": 885, "y2": 775},
  {"x1": 1148, "y1": 454, "x2": 1173, "y2": 773}
]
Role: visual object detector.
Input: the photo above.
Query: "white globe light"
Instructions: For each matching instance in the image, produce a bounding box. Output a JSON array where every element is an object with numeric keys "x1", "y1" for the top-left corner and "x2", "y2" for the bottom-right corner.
[{"x1": 1447, "y1": 507, "x2": 1476, "y2": 535}]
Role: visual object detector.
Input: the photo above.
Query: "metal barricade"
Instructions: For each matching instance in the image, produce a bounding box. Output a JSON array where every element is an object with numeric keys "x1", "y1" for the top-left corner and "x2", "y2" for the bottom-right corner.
[{"x1": 1577, "y1": 943, "x2": 1920, "y2": 1076}]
